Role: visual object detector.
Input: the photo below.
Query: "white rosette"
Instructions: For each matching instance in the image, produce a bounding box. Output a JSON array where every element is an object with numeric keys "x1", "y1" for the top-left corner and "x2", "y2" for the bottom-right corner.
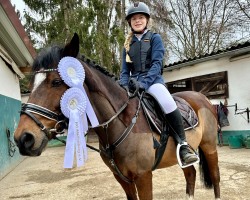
[
  {"x1": 58, "y1": 57, "x2": 99, "y2": 127},
  {"x1": 58, "y1": 57, "x2": 85, "y2": 87},
  {"x1": 60, "y1": 87, "x2": 88, "y2": 168}
]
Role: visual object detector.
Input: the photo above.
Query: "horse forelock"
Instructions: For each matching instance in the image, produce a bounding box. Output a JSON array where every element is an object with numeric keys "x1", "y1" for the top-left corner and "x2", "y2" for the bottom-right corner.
[
  {"x1": 29, "y1": 46, "x2": 63, "y2": 89},
  {"x1": 32, "y1": 45, "x2": 63, "y2": 72}
]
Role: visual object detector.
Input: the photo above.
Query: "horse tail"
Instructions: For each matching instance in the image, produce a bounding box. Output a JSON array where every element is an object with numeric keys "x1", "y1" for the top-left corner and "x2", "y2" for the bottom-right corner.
[{"x1": 198, "y1": 146, "x2": 213, "y2": 189}]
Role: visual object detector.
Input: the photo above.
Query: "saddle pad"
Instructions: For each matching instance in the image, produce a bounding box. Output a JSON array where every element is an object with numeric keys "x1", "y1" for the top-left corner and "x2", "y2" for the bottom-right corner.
[
  {"x1": 142, "y1": 93, "x2": 199, "y2": 133},
  {"x1": 173, "y1": 96, "x2": 199, "y2": 130}
]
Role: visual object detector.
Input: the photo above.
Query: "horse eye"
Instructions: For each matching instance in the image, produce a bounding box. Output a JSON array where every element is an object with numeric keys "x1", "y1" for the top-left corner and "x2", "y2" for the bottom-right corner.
[{"x1": 51, "y1": 79, "x2": 63, "y2": 87}]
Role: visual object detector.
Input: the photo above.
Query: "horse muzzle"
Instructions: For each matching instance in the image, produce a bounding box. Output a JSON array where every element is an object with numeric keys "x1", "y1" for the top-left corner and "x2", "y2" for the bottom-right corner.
[{"x1": 15, "y1": 131, "x2": 48, "y2": 156}]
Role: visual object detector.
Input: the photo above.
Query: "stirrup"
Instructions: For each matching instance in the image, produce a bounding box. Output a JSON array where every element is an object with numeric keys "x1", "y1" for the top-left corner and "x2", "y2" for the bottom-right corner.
[{"x1": 176, "y1": 142, "x2": 200, "y2": 168}]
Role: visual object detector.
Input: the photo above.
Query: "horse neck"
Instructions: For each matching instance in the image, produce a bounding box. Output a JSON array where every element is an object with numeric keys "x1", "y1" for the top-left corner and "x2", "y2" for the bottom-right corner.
[
  {"x1": 83, "y1": 65, "x2": 130, "y2": 146},
  {"x1": 84, "y1": 64, "x2": 128, "y2": 126}
]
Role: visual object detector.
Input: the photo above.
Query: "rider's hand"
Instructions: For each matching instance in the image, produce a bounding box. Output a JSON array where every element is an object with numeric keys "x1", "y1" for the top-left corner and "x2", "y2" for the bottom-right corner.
[
  {"x1": 128, "y1": 78, "x2": 139, "y2": 93},
  {"x1": 128, "y1": 78, "x2": 145, "y2": 95}
]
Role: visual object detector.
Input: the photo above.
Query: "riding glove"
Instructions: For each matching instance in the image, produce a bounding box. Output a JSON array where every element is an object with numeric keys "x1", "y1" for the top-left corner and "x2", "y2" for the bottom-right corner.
[{"x1": 128, "y1": 78, "x2": 145, "y2": 95}]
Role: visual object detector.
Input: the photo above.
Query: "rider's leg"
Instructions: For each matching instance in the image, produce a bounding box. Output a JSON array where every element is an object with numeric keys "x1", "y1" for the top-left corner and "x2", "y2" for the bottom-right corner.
[
  {"x1": 164, "y1": 108, "x2": 198, "y2": 164},
  {"x1": 147, "y1": 83, "x2": 198, "y2": 164}
]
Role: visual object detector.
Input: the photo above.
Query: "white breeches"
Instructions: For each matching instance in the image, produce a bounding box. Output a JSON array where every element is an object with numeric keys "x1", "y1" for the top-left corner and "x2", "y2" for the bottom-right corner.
[{"x1": 147, "y1": 83, "x2": 177, "y2": 114}]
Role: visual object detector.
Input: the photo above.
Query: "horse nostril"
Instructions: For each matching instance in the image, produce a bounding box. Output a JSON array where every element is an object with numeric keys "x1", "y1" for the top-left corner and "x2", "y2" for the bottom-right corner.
[{"x1": 20, "y1": 133, "x2": 35, "y2": 150}]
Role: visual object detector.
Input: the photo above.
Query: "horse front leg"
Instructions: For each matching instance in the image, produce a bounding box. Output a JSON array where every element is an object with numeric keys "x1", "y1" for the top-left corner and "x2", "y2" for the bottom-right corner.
[
  {"x1": 182, "y1": 166, "x2": 196, "y2": 200},
  {"x1": 135, "y1": 171, "x2": 153, "y2": 200},
  {"x1": 113, "y1": 173, "x2": 138, "y2": 200}
]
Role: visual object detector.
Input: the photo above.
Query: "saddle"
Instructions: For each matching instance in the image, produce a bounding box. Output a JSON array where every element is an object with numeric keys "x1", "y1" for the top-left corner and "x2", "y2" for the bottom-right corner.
[
  {"x1": 141, "y1": 92, "x2": 199, "y2": 170},
  {"x1": 141, "y1": 92, "x2": 199, "y2": 135}
]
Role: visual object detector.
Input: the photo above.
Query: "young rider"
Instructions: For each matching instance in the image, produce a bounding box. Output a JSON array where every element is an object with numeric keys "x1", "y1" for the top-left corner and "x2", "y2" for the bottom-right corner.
[{"x1": 119, "y1": 2, "x2": 199, "y2": 167}]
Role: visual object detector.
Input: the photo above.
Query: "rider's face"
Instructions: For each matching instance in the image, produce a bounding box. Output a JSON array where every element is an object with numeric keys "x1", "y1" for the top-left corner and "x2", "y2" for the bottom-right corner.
[{"x1": 130, "y1": 14, "x2": 148, "y2": 32}]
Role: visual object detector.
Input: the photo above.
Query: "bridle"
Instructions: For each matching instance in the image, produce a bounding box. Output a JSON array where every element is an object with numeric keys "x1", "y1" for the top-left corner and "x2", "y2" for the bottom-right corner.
[
  {"x1": 20, "y1": 68, "x2": 131, "y2": 141},
  {"x1": 21, "y1": 103, "x2": 68, "y2": 139}
]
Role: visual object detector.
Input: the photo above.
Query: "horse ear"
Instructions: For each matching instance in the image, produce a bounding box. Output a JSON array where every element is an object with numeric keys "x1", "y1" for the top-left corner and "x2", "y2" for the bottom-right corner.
[{"x1": 62, "y1": 33, "x2": 80, "y2": 58}]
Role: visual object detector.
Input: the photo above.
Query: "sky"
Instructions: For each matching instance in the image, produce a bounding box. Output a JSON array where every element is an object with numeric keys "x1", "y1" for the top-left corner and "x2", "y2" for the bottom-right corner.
[
  {"x1": 10, "y1": 0, "x2": 26, "y2": 13},
  {"x1": 10, "y1": 0, "x2": 45, "y2": 48}
]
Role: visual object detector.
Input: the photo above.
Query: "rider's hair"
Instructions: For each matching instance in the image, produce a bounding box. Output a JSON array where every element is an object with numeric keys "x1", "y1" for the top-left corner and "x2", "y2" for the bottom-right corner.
[{"x1": 124, "y1": 32, "x2": 134, "y2": 63}]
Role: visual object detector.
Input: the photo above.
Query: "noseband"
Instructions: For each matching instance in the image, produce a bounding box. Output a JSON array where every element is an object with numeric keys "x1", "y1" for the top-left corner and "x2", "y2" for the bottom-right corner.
[{"x1": 21, "y1": 103, "x2": 68, "y2": 139}]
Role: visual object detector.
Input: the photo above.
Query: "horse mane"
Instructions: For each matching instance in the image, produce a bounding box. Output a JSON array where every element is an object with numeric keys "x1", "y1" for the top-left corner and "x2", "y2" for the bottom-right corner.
[
  {"x1": 79, "y1": 55, "x2": 118, "y2": 80},
  {"x1": 29, "y1": 45, "x2": 125, "y2": 111}
]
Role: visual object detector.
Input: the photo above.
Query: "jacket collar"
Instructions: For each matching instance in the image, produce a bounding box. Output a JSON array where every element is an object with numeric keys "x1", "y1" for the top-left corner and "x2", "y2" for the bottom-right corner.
[{"x1": 133, "y1": 29, "x2": 149, "y2": 41}]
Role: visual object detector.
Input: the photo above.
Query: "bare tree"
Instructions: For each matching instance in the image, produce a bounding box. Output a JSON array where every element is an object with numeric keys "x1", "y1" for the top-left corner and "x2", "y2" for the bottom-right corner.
[
  {"x1": 163, "y1": 0, "x2": 243, "y2": 62},
  {"x1": 236, "y1": 0, "x2": 250, "y2": 20},
  {"x1": 126, "y1": 0, "x2": 249, "y2": 63}
]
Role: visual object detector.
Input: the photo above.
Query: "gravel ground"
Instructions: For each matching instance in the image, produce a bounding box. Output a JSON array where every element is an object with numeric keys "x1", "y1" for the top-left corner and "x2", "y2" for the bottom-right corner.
[{"x1": 0, "y1": 144, "x2": 250, "y2": 200}]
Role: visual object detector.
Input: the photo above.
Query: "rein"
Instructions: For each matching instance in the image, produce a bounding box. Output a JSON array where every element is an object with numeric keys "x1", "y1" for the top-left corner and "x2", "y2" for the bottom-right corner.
[{"x1": 89, "y1": 99, "x2": 129, "y2": 129}]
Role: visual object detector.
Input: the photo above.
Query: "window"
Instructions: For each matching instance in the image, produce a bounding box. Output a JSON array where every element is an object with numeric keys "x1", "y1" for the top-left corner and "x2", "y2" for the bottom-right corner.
[
  {"x1": 167, "y1": 71, "x2": 228, "y2": 99},
  {"x1": 167, "y1": 79, "x2": 192, "y2": 93}
]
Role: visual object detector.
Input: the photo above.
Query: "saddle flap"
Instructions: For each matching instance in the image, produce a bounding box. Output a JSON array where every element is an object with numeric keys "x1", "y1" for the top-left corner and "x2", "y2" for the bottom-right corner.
[
  {"x1": 142, "y1": 92, "x2": 165, "y2": 133},
  {"x1": 173, "y1": 96, "x2": 199, "y2": 130}
]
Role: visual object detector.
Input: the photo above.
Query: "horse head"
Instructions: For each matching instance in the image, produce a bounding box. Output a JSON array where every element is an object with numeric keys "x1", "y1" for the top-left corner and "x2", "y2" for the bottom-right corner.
[
  {"x1": 14, "y1": 34, "x2": 82, "y2": 156},
  {"x1": 14, "y1": 33, "x2": 129, "y2": 156}
]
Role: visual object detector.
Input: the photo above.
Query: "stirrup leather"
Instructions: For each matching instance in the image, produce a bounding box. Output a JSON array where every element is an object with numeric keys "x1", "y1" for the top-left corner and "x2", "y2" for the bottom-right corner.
[{"x1": 176, "y1": 142, "x2": 200, "y2": 168}]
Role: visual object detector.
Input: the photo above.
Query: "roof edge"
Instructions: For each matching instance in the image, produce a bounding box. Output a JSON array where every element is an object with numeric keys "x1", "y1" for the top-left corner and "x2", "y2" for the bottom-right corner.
[
  {"x1": 164, "y1": 45, "x2": 250, "y2": 71},
  {"x1": 0, "y1": 0, "x2": 36, "y2": 59}
]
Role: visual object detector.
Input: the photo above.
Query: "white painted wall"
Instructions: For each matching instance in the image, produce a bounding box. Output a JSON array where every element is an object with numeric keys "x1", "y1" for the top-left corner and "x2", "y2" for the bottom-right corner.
[
  {"x1": 163, "y1": 54, "x2": 250, "y2": 131},
  {"x1": 0, "y1": 57, "x2": 21, "y2": 101},
  {"x1": 21, "y1": 93, "x2": 29, "y2": 103}
]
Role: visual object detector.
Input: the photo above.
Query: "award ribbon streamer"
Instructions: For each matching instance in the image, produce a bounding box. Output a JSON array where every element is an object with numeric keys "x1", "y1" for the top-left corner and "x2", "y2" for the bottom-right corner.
[
  {"x1": 60, "y1": 88, "x2": 88, "y2": 168},
  {"x1": 58, "y1": 57, "x2": 99, "y2": 168},
  {"x1": 58, "y1": 57, "x2": 99, "y2": 127}
]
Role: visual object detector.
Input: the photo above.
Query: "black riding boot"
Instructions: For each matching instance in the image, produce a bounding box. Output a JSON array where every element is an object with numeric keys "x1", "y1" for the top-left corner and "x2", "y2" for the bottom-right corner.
[{"x1": 165, "y1": 108, "x2": 198, "y2": 165}]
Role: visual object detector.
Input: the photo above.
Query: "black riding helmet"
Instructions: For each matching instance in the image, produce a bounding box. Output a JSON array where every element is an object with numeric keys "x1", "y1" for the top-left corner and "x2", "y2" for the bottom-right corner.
[{"x1": 126, "y1": 2, "x2": 150, "y2": 21}]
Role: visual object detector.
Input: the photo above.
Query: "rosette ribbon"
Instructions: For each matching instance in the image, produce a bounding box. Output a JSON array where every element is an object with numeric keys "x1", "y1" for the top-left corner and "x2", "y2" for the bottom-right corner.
[
  {"x1": 58, "y1": 57, "x2": 99, "y2": 127},
  {"x1": 58, "y1": 57, "x2": 99, "y2": 168},
  {"x1": 61, "y1": 88, "x2": 88, "y2": 168}
]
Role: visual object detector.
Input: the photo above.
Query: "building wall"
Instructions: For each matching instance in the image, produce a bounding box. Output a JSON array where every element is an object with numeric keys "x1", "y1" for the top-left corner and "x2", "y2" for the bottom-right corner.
[
  {"x1": 21, "y1": 93, "x2": 29, "y2": 103},
  {"x1": 0, "y1": 57, "x2": 24, "y2": 179},
  {"x1": 163, "y1": 54, "x2": 250, "y2": 144}
]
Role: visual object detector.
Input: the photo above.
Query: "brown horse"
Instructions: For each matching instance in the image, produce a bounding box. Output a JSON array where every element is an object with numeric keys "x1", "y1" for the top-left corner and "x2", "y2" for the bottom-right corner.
[{"x1": 14, "y1": 34, "x2": 220, "y2": 199}]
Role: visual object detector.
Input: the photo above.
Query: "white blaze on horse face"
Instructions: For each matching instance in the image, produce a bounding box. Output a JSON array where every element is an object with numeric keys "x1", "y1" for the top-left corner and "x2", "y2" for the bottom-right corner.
[{"x1": 32, "y1": 73, "x2": 46, "y2": 92}]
